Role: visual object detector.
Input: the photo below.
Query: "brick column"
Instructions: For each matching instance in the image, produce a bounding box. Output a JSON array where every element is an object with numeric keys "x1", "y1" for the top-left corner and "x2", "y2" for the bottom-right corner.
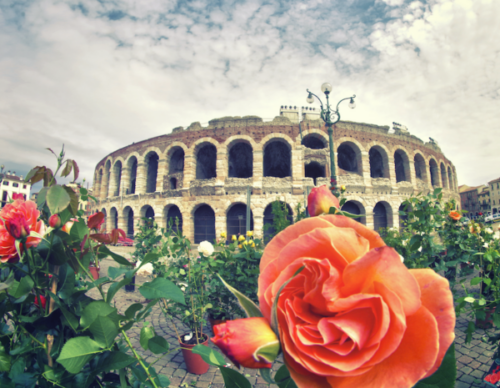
[
  {"x1": 216, "y1": 214, "x2": 226, "y2": 241},
  {"x1": 136, "y1": 163, "x2": 147, "y2": 194},
  {"x1": 387, "y1": 154, "x2": 397, "y2": 187}
]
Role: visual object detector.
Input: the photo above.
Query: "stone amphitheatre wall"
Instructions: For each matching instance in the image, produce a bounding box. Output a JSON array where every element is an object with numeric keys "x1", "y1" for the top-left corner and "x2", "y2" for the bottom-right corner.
[{"x1": 90, "y1": 112, "x2": 459, "y2": 243}]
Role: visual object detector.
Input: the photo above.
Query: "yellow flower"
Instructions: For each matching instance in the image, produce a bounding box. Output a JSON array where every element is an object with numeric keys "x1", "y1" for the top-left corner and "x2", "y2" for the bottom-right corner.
[
  {"x1": 232, "y1": 235, "x2": 237, "y2": 241},
  {"x1": 250, "y1": 241, "x2": 255, "y2": 248},
  {"x1": 238, "y1": 244, "x2": 242, "y2": 249},
  {"x1": 341, "y1": 185, "x2": 346, "y2": 191},
  {"x1": 242, "y1": 240, "x2": 248, "y2": 245},
  {"x1": 221, "y1": 232, "x2": 227, "y2": 239},
  {"x1": 238, "y1": 235, "x2": 245, "y2": 242},
  {"x1": 247, "y1": 230, "x2": 253, "y2": 237}
]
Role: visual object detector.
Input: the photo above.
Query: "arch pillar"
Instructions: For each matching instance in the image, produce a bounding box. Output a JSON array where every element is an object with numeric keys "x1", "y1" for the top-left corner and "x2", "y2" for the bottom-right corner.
[
  {"x1": 409, "y1": 160, "x2": 418, "y2": 190},
  {"x1": 184, "y1": 155, "x2": 195, "y2": 184},
  {"x1": 100, "y1": 173, "x2": 109, "y2": 199},
  {"x1": 133, "y1": 216, "x2": 141, "y2": 236},
  {"x1": 121, "y1": 167, "x2": 130, "y2": 196},
  {"x1": 117, "y1": 215, "x2": 127, "y2": 231},
  {"x1": 292, "y1": 147, "x2": 304, "y2": 194},
  {"x1": 216, "y1": 214, "x2": 226, "y2": 241},
  {"x1": 361, "y1": 152, "x2": 372, "y2": 188},
  {"x1": 185, "y1": 216, "x2": 194, "y2": 243},
  {"x1": 136, "y1": 163, "x2": 147, "y2": 194},
  {"x1": 387, "y1": 154, "x2": 397, "y2": 187},
  {"x1": 109, "y1": 170, "x2": 118, "y2": 198},
  {"x1": 254, "y1": 215, "x2": 264, "y2": 239},
  {"x1": 365, "y1": 206, "x2": 374, "y2": 230},
  {"x1": 216, "y1": 150, "x2": 227, "y2": 185},
  {"x1": 253, "y1": 150, "x2": 263, "y2": 193},
  {"x1": 157, "y1": 158, "x2": 167, "y2": 192}
]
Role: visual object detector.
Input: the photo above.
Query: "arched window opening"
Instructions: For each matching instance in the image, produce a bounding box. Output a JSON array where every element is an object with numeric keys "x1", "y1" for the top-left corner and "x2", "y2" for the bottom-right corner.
[
  {"x1": 399, "y1": 204, "x2": 408, "y2": 228},
  {"x1": 373, "y1": 203, "x2": 388, "y2": 231},
  {"x1": 128, "y1": 157, "x2": 137, "y2": 194},
  {"x1": 440, "y1": 163, "x2": 448, "y2": 189},
  {"x1": 169, "y1": 148, "x2": 185, "y2": 174},
  {"x1": 146, "y1": 153, "x2": 159, "y2": 193},
  {"x1": 341, "y1": 201, "x2": 366, "y2": 225},
  {"x1": 105, "y1": 161, "x2": 111, "y2": 198},
  {"x1": 145, "y1": 206, "x2": 155, "y2": 220},
  {"x1": 170, "y1": 178, "x2": 177, "y2": 190},
  {"x1": 125, "y1": 207, "x2": 134, "y2": 237},
  {"x1": 264, "y1": 141, "x2": 291, "y2": 178},
  {"x1": 196, "y1": 144, "x2": 217, "y2": 179},
  {"x1": 394, "y1": 151, "x2": 408, "y2": 182},
  {"x1": 305, "y1": 162, "x2": 325, "y2": 185},
  {"x1": 337, "y1": 143, "x2": 358, "y2": 173},
  {"x1": 110, "y1": 207, "x2": 118, "y2": 230},
  {"x1": 263, "y1": 202, "x2": 293, "y2": 243},
  {"x1": 429, "y1": 159, "x2": 439, "y2": 186},
  {"x1": 493, "y1": 208, "x2": 498, "y2": 215},
  {"x1": 166, "y1": 205, "x2": 183, "y2": 235},
  {"x1": 113, "y1": 162, "x2": 122, "y2": 196},
  {"x1": 227, "y1": 204, "x2": 254, "y2": 238},
  {"x1": 101, "y1": 208, "x2": 107, "y2": 232},
  {"x1": 228, "y1": 143, "x2": 253, "y2": 178},
  {"x1": 302, "y1": 135, "x2": 326, "y2": 149},
  {"x1": 369, "y1": 148, "x2": 385, "y2": 178},
  {"x1": 194, "y1": 205, "x2": 216, "y2": 243},
  {"x1": 447, "y1": 167, "x2": 453, "y2": 190},
  {"x1": 414, "y1": 154, "x2": 426, "y2": 180}
]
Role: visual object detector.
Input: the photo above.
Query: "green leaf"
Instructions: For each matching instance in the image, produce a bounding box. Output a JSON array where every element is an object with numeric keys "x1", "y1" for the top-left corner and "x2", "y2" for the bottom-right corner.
[
  {"x1": 69, "y1": 220, "x2": 89, "y2": 242},
  {"x1": 219, "y1": 367, "x2": 252, "y2": 388},
  {"x1": 106, "y1": 277, "x2": 132, "y2": 303},
  {"x1": 89, "y1": 315, "x2": 118, "y2": 348},
  {"x1": 139, "y1": 277, "x2": 185, "y2": 304},
  {"x1": 8, "y1": 276, "x2": 34, "y2": 299},
  {"x1": 465, "y1": 321, "x2": 475, "y2": 343},
  {"x1": 63, "y1": 185, "x2": 79, "y2": 215},
  {"x1": 46, "y1": 185, "x2": 71, "y2": 214},
  {"x1": 217, "y1": 275, "x2": 262, "y2": 318},
  {"x1": 98, "y1": 351, "x2": 135, "y2": 372},
  {"x1": 125, "y1": 303, "x2": 143, "y2": 319},
  {"x1": 108, "y1": 267, "x2": 129, "y2": 279},
  {"x1": 0, "y1": 346, "x2": 11, "y2": 372},
  {"x1": 192, "y1": 345, "x2": 226, "y2": 366},
  {"x1": 259, "y1": 368, "x2": 275, "y2": 384},
  {"x1": 464, "y1": 297, "x2": 475, "y2": 303},
  {"x1": 275, "y1": 364, "x2": 299, "y2": 388},
  {"x1": 143, "y1": 252, "x2": 160, "y2": 264},
  {"x1": 56, "y1": 337, "x2": 102, "y2": 374},
  {"x1": 148, "y1": 336, "x2": 169, "y2": 354},
  {"x1": 59, "y1": 305, "x2": 79, "y2": 332},
  {"x1": 140, "y1": 326, "x2": 155, "y2": 351},
  {"x1": 254, "y1": 341, "x2": 280, "y2": 364},
  {"x1": 98, "y1": 245, "x2": 134, "y2": 266},
  {"x1": 470, "y1": 277, "x2": 482, "y2": 286},
  {"x1": 80, "y1": 301, "x2": 116, "y2": 329},
  {"x1": 36, "y1": 187, "x2": 49, "y2": 208},
  {"x1": 414, "y1": 343, "x2": 456, "y2": 388}
]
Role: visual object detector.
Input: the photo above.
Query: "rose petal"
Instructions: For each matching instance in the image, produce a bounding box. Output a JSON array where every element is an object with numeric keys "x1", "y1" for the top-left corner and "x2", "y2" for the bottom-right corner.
[{"x1": 411, "y1": 269, "x2": 455, "y2": 378}]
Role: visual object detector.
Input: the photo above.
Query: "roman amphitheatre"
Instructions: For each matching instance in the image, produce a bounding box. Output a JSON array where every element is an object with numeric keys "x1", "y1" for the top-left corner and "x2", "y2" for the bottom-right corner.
[{"x1": 90, "y1": 106, "x2": 460, "y2": 242}]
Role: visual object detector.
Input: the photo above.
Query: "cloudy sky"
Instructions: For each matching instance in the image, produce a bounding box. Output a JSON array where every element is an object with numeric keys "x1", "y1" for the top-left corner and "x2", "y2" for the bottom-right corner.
[{"x1": 1, "y1": 0, "x2": 499, "y2": 190}]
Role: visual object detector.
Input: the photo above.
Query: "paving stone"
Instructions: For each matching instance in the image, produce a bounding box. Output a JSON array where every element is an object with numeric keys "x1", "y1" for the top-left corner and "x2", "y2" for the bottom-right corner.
[
  {"x1": 459, "y1": 355, "x2": 474, "y2": 364},
  {"x1": 460, "y1": 374, "x2": 477, "y2": 384}
]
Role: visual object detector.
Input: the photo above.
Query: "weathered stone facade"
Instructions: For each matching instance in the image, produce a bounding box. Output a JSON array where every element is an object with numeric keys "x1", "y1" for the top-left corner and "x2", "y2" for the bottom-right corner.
[{"x1": 90, "y1": 108, "x2": 459, "y2": 242}]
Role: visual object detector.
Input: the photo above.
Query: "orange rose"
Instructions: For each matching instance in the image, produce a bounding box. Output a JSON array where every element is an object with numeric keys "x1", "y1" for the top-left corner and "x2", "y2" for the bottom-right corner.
[
  {"x1": 0, "y1": 197, "x2": 44, "y2": 263},
  {"x1": 258, "y1": 215, "x2": 455, "y2": 388},
  {"x1": 211, "y1": 317, "x2": 279, "y2": 369},
  {"x1": 448, "y1": 211, "x2": 461, "y2": 221},
  {"x1": 307, "y1": 185, "x2": 340, "y2": 217}
]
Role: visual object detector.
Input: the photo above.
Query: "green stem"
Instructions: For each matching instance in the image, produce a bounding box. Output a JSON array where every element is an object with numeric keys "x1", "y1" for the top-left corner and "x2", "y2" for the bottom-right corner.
[
  {"x1": 75, "y1": 254, "x2": 105, "y2": 300},
  {"x1": 20, "y1": 325, "x2": 46, "y2": 348},
  {"x1": 121, "y1": 328, "x2": 159, "y2": 388}
]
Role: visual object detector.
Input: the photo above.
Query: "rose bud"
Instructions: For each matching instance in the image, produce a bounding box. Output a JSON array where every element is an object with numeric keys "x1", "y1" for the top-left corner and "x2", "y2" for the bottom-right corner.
[
  {"x1": 49, "y1": 214, "x2": 62, "y2": 228},
  {"x1": 448, "y1": 211, "x2": 461, "y2": 221},
  {"x1": 307, "y1": 185, "x2": 340, "y2": 217},
  {"x1": 34, "y1": 295, "x2": 47, "y2": 309},
  {"x1": 62, "y1": 220, "x2": 75, "y2": 234},
  {"x1": 211, "y1": 317, "x2": 279, "y2": 369}
]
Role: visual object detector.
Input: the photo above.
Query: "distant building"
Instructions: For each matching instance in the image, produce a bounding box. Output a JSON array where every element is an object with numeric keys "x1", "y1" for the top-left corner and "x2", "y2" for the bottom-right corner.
[
  {"x1": 478, "y1": 186, "x2": 491, "y2": 214},
  {"x1": 1, "y1": 172, "x2": 31, "y2": 207},
  {"x1": 459, "y1": 185, "x2": 481, "y2": 217},
  {"x1": 489, "y1": 177, "x2": 500, "y2": 214}
]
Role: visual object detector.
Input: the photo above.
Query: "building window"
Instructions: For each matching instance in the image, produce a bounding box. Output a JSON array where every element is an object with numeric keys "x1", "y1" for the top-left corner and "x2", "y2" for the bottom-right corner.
[
  {"x1": 23, "y1": 185, "x2": 27, "y2": 189},
  {"x1": 13, "y1": 183, "x2": 19, "y2": 188},
  {"x1": 2, "y1": 181, "x2": 8, "y2": 186}
]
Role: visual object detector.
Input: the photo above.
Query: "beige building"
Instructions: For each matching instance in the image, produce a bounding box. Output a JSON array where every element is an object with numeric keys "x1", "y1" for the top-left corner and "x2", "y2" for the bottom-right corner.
[
  {"x1": 489, "y1": 177, "x2": 500, "y2": 214},
  {"x1": 478, "y1": 185, "x2": 491, "y2": 214}
]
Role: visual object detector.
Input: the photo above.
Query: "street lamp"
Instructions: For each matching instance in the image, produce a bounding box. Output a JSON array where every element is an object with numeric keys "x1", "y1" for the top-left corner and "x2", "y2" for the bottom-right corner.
[{"x1": 306, "y1": 83, "x2": 356, "y2": 196}]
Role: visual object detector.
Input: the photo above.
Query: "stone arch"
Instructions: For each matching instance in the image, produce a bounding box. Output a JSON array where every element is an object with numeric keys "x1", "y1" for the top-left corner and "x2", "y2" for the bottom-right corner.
[
  {"x1": 164, "y1": 204, "x2": 183, "y2": 235},
  {"x1": 123, "y1": 206, "x2": 134, "y2": 237},
  {"x1": 111, "y1": 161, "x2": 122, "y2": 197},
  {"x1": 126, "y1": 155, "x2": 138, "y2": 195},
  {"x1": 447, "y1": 166, "x2": 454, "y2": 191},
  {"x1": 104, "y1": 160, "x2": 112, "y2": 198},
  {"x1": 337, "y1": 140, "x2": 363, "y2": 175},
  {"x1": 373, "y1": 201, "x2": 393, "y2": 231},
  {"x1": 368, "y1": 145, "x2": 390, "y2": 178},
  {"x1": 224, "y1": 135, "x2": 258, "y2": 150},
  {"x1": 429, "y1": 158, "x2": 439, "y2": 187},
  {"x1": 195, "y1": 142, "x2": 217, "y2": 179},
  {"x1": 394, "y1": 148, "x2": 411, "y2": 183},
  {"x1": 259, "y1": 133, "x2": 294, "y2": 152},
  {"x1": 193, "y1": 204, "x2": 216, "y2": 243},
  {"x1": 263, "y1": 201, "x2": 294, "y2": 243},
  {"x1": 227, "y1": 140, "x2": 253, "y2": 178},
  {"x1": 440, "y1": 162, "x2": 448, "y2": 189},
  {"x1": 304, "y1": 161, "x2": 325, "y2": 185},
  {"x1": 226, "y1": 202, "x2": 254, "y2": 238},
  {"x1": 110, "y1": 207, "x2": 118, "y2": 229},
  {"x1": 302, "y1": 133, "x2": 327, "y2": 149},
  {"x1": 168, "y1": 147, "x2": 185, "y2": 174},
  {"x1": 413, "y1": 153, "x2": 428, "y2": 182},
  {"x1": 145, "y1": 151, "x2": 159, "y2": 193},
  {"x1": 341, "y1": 200, "x2": 366, "y2": 225},
  {"x1": 140, "y1": 204, "x2": 155, "y2": 220},
  {"x1": 263, "y1": 138, "x2": 291, "y2": 178}
]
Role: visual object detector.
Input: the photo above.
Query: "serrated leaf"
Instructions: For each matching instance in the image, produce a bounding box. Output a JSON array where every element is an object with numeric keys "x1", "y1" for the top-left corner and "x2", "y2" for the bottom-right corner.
[
  {"x1": 464, "y1": 297, "x2": 475, "y2": 303},
  {"x1": 36, "y1": 187, "x2": 49, "y2": 208},
  {"x1": 0, "y1": 346, "x2": 11, "y2": 372},
  {"x1": 89, "y1": 315, "x2": 118, "y2": 348},
  {"x1": 140, "y1": 326, "x2": 155, "y2": 351},
  {"x1": 217, "y1": 275, "x2": 262, "y2": 318},
  {"x1": 148, "y1": 336, "x2": 169, "y2": 354},
  {"x1": 192, "y1": 345, "x2": 226, "y2": 366},
  {"x1": 106, "y1": 277, "x2": 132, "y2": 303},
  {"x1": 63, "y1": 185, "x2": 79, "y2": 215},
  {"x1": 8, "y1": 277, "x2": 34, "y2": 299},
  {"x1": 80, "y1": 301, "x2": 116, "y2": 329},
  {"x1": 470, "y1": 277, "x2": 482, "y2": 286},
  {"x1": 98, "y1": 351, "x2": 135, "y2": 372},
  {"x1": 259, "y1": 368, "x2": 274, "y2": 384},
  {"x1": 56, "y1": 337, "x2": 102, "y2": 374},
  {"x1": 61, "y1": 160, "x2": 73, "y2": 178},
  {"x1": 219, "y1": 367, "x2": 252, "y2": 388},
  {"x1": 46, "y1": 185, "x2": 71, "y2": 215},
  {"x1": 125, "y1": 303, "x2": 143, "y2": 319},
  {"x1": 139, "y1": 277, "x2": 185, "y2": 304}
]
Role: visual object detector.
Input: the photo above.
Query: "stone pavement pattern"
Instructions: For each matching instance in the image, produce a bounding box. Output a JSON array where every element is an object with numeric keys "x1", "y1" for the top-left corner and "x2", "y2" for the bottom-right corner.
[{"x1": 99, "y1": 248, "x2": 496, "y2": 388}]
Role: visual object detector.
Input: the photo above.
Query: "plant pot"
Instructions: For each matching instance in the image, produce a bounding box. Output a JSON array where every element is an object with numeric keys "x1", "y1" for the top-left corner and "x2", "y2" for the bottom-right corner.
[
  {"x1": 89, "y1": 265, "x2": 100, "y2": 280},
  {"x1": 125, "y1": 276, "x2": 135, "y2": 292},
  {"x1": 179, "y1": 334, "x2": 210, "y2": 375}
]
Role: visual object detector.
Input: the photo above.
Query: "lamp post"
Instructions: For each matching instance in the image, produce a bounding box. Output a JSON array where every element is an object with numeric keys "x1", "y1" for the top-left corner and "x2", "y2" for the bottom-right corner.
[{"x1": 306, "y1": 83, "x2": 356, "y2": 196}]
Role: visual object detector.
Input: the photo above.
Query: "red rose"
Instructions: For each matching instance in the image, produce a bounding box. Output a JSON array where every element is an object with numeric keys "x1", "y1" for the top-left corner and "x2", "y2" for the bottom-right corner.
[
  {"x1": 211, "y1": 317, "x2": 279, "y2": 369},
  {"x1": 0, "y1": 197, "x2": 44, "y2": 262},
  {"x1": 34, "y1": 295, "x2": 47, "y2": 309},
  {"x1": 258, "y1": 215, "x2": 455, "y2": 388},
  {"x1": 88, "y1": 212, "x2": 105, "y2": 230},
  {"x1": 307, "y1": 185, "x2": 340, "y2": 217}
]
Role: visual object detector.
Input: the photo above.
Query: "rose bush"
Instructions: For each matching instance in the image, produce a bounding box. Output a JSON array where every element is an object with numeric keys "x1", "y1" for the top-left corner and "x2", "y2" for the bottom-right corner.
[
  {"x1": 0, "y1": 195, "x2": 44, "y2": 262},
  {"x1": 307, "y1": 185, "x2": 340, "y2": 216},
  {"x1": 257, "y1": 215, "x2": 455, "y2": 388},
  {"x1": 448, "y1": 211, "x2": 461, "y2": 221}
]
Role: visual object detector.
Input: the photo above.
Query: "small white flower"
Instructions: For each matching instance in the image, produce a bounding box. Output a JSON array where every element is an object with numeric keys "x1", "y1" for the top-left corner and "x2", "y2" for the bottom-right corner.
[
  {"x1": 198, "y1": 241, "x2": 214, "y2": 256},
  {"x1": 484, "y1": 243, "x2": 489, "y2": 249},
  {"x1": 418, "y1": 246, "x2": 422, "y2": 252},
  {"x1": 486, "y1": 228, "x2": 494, "y2": 234},
  {"x1": 178, "y1": 282, "x2": 188, "y2": 292},
  {"x1": 399, "y1": 254, "x2": 405, "y2": 263},
  {"x1": 402, "y1": 239, "x2": 408, "y2": 247},
  {"x1": 183, "y1": 332, "x2": 193, "y2": 342},
  {"x1": 136, "y1": 261, "x2": 154, "y2": 276}
]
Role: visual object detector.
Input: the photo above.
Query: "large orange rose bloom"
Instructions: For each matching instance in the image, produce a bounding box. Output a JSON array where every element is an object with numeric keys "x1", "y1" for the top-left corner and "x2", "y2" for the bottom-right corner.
[
  {"x1": 448, "y1": 211, "x2": 461, "y2": 221},
  {"x1": 258, "y1": 215, "x2": 455, "y2": 388},
  {"x1": 0, "y1": 197, "x2": 44, "y2": 263}
]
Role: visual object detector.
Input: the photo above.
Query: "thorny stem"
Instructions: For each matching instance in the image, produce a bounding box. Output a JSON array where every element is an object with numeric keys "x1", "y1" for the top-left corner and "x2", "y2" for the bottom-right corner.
[
  {"x1": 47, "y1": 265, "x2": 60, "y2": 367},
  {"x1": 121, "y1": 328, "x2": 159, "y2": 388}
]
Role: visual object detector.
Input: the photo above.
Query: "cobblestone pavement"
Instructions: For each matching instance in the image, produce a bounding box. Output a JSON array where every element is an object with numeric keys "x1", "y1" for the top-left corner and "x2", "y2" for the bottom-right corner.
[{"x1": 98, "y1": 249, "x2": 496, "y2": 388}]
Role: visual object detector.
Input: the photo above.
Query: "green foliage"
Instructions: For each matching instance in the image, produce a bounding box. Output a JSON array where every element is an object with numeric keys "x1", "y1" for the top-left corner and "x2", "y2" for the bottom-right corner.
[
  {"x1": 263, "y1": 199, "x2": 291, "y2": 243},
  {"x1": 414, "y1": 343, "x2": 456, "y2": 388}
]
